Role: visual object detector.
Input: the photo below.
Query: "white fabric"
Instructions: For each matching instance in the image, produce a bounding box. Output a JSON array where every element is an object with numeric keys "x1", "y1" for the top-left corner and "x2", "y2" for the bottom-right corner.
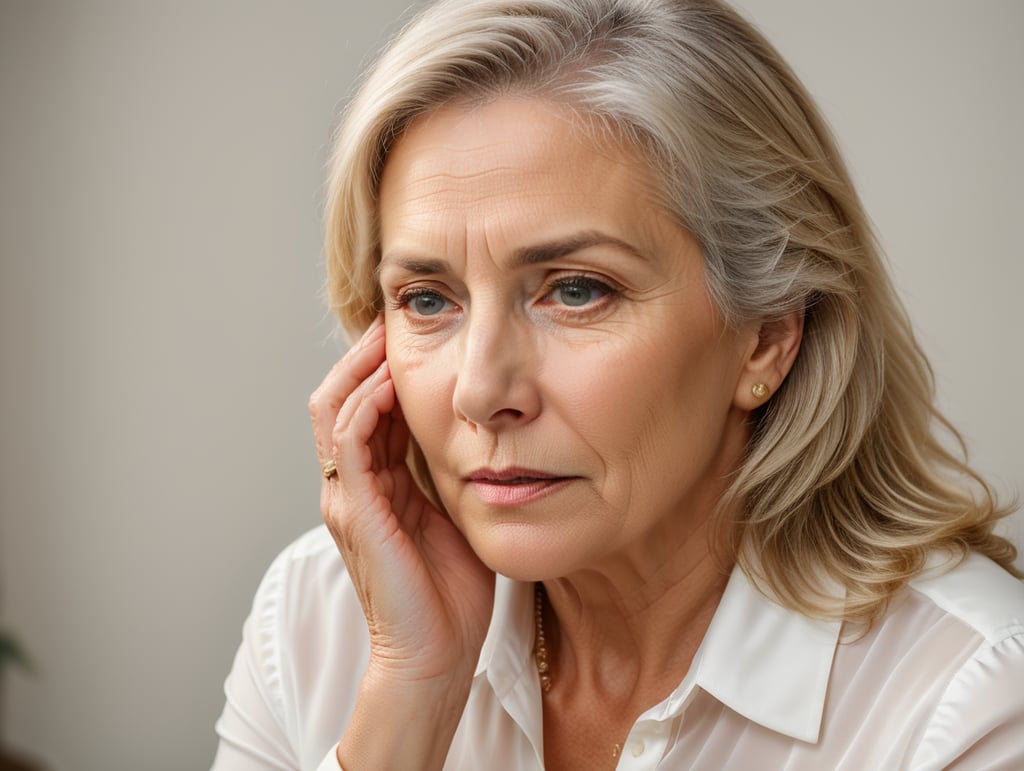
[{"x1": 212, "y1": 526, "x2": 1024, "y2": 770}]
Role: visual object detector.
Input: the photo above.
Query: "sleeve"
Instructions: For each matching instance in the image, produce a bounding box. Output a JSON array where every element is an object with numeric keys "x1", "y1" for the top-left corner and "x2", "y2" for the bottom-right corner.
[
  {"x1": 211, "y1": 549, "x2": 303, "y2": 771},
  {"x1": 211, "y1": 526, "x2": 370, "y2": 771},
  {"x1": 911, "y1": 630, "x2": 1024, "y2": 770}
]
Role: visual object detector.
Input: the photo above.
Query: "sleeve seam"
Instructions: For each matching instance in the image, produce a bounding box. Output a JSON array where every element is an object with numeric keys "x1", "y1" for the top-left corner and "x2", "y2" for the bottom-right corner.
[{"x1": 910, "y1": 629, "x2": 1024, "y2": 768}]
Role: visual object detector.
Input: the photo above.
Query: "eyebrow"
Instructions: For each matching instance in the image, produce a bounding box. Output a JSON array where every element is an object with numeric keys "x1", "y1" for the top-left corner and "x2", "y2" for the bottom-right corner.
[
  {"x1": 378, "y1": 230, "x2": 650, "y2": 276},
  {"x1": 511, "y1": 231, "x2": 650, "y2": 267}
]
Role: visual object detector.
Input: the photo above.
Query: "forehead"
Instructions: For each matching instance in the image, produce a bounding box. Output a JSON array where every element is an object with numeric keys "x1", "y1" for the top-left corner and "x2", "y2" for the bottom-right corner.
[
  {"x1": 379, "y1": 99, "x2": 658, "y2": 204},
  {"x1": 377, "y1": 98, "x2": 666, "y2": 251}
]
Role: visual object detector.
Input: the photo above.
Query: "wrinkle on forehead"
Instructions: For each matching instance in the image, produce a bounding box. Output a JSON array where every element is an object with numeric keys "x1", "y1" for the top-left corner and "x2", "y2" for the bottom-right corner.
[
  {"x1": 388, "y1": 168, "x2": 563, "y2": 213},
  {"x1": 381, "y1": 97, "x2": 657, "y2": 207},
  {"x1": 377, "y1": 97, "x2": 691, "y2": 293}
]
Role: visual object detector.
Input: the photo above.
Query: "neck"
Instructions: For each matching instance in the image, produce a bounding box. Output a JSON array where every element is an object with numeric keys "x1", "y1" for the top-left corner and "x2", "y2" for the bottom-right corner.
[{"x1": 537, "y1": 516, "x2": 731, "y2": 707}]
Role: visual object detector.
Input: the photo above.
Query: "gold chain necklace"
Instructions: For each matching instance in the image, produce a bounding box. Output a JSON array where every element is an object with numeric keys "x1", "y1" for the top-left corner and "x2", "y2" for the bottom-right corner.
[
  {"x1": 533, "y1": 582, "x2": 553, "y2": 693},
  {"x1": 533, "y1": 583, "x2": 624, "y2": 761}
]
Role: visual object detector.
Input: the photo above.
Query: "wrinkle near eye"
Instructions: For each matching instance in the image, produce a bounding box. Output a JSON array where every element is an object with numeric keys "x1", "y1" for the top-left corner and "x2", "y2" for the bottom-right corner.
[{"x1": 381, "y1": 98, "x2": 752, "y2": 583}]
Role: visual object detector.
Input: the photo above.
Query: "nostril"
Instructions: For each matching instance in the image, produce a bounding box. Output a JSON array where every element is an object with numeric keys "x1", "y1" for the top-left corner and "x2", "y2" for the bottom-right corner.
[{"x1": 492, "y1": 408, "x2": 525, "y2": 421}]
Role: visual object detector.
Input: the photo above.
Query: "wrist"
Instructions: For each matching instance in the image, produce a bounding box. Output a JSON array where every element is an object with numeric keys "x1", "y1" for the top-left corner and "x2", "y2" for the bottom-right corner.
[
  {"x1": 363, "y1": 649, "x2": 478, "y2": 692},
  {"x1": 336, "y1": 659, "x2": 476, "y2": 770}
]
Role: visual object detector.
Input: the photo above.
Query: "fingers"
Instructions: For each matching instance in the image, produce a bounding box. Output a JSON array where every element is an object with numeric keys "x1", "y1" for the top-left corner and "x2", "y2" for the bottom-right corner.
[
  {"x1": 309, "y1": 316, "x2": 385, "y2": 465},
  {"x1": 318, "y1": 357, "x2": 396, "y2": 555},
  {"x1": 331, "y1": 359, "x2": 395, "y2": 478}
]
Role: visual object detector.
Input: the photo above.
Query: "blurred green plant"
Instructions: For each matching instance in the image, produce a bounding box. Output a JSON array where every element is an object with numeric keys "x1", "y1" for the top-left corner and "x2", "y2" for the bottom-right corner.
[
  {"x1": 0, "y1": 629, "x2": 45, "y2": 769},
  {"x1": 0, "y1": 629, "x2": 31, "y2": 674}
]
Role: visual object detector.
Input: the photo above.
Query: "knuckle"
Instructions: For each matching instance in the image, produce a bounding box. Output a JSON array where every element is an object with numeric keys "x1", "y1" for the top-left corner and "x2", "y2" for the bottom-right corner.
[
  {"x1": 308, "y1": 389, "x2": 325, "y2": 418},
  {"x1": 331, "y1": 417, "x2": 348, "y2": 448}
]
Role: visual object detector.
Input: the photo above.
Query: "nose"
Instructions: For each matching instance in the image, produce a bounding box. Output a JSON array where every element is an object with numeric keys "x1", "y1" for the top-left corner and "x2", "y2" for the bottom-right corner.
[{"x1": 451, "y1": 311, "x2": 541, "y2": 430}]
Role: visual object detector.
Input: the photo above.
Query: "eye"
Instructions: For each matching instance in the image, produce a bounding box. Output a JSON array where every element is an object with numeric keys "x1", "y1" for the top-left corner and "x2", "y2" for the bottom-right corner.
[
  {"x1": 398, "y1": 288, "x2": 451, "y2": 316},
  {"x1": 546, "y1": 276, "x2": 615, "y2": 308}
]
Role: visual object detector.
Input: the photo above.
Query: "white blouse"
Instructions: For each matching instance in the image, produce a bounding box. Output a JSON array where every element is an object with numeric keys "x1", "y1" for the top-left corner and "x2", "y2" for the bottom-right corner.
[{"x1": 212, "y1": 526, "x2": 1024, "y2": 770}]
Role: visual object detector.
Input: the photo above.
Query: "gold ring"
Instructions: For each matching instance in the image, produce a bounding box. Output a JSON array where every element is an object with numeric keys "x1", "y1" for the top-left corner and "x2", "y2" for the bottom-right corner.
[{"x1": 321, "y1": 459, "x2": 338, "y2": 479}]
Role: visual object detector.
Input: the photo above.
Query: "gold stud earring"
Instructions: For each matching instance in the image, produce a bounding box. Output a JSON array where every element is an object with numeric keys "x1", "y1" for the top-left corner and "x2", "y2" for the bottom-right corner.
[{"x1": 752, "y1": 383, "x2": 770, "y2": 399}]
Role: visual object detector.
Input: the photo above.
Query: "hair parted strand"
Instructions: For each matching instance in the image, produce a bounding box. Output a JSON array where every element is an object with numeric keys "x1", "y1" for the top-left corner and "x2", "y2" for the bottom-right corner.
[{"x1": 323, "y1": 0, "x2": 1019, "y2": 624}]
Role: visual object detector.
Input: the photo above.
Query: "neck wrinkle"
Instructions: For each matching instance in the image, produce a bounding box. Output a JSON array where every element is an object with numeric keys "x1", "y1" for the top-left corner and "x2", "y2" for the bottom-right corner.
[{"x1": 540, "y1": 542, "x2": 732, "y2": 704}]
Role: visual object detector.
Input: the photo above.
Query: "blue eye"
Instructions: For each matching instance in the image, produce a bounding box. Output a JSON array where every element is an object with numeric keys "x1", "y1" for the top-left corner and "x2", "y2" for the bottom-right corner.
[
  {"x1": 405, "y1": 290, "x2": 449, "y2": 316},
  {"x1": 549, "y1": 277, "x2": 611, "y2": 308}
]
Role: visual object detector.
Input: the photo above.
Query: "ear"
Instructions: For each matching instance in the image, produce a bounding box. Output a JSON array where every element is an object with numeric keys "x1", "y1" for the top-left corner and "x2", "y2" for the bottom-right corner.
[{"x1": 734, "y1": 311, "x2": 804, "y2": 410}]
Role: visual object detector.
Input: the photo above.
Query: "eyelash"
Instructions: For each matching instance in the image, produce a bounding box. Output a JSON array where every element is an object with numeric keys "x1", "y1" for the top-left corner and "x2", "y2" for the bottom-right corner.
[
  {"x1": 542, "y1": 275, "x2": 619, "y2": 312},
  {"x1": 387, "y1": 273, "x2": 621, "y2": 322},
  {"x1": 388, "y1": 286, "x2": 451, "y2": 316}
]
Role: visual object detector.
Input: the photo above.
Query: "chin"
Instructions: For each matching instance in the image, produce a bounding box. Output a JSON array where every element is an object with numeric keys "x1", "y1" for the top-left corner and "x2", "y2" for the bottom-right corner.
[{"x1": 462, "y1": 521, "x2": 587, "y2": 582}]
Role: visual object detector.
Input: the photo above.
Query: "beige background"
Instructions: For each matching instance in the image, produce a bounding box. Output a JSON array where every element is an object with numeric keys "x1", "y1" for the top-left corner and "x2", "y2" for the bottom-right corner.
[{"x1": 0, "y1": 2, "x2": 1020, "y2": 770}]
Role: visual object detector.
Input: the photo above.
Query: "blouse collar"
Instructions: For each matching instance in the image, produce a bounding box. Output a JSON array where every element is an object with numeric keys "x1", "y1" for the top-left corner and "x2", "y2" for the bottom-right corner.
[
  {"x1": 475, "y1": 561, "x2": 845, "y2": 746},
  {"x1": 688, "y1": 564, "x2": 844, "y2": 743}
]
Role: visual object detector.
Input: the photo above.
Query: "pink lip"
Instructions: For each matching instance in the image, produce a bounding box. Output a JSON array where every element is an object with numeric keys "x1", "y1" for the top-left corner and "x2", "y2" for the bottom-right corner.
[
  {"x1": 467, "y1": 467, "x2": 559, "y2": 482},
  {"x1": 465, "y1": 468, "x2": 575, "y2": 506}
]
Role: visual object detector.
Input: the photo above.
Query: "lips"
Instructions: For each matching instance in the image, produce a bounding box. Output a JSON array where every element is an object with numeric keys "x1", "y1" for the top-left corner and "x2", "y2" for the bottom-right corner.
[
  {"x1": 467, "y1": 467, "x2": 561, "y2": 483},
  {"x1": 465, "y1": 468, "x2": 575, "y2": 506}
]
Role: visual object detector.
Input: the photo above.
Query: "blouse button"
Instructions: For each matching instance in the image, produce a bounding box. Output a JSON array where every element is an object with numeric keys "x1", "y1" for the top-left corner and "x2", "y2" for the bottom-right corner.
[{"x1": 631, "y1": 740, "x2": 645, "y2": 757}]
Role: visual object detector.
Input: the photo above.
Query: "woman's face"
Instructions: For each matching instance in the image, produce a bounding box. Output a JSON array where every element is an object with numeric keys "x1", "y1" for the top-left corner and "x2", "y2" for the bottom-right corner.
[{"x1": 379, "y1": 98, "x2": 759, "y2": 580}]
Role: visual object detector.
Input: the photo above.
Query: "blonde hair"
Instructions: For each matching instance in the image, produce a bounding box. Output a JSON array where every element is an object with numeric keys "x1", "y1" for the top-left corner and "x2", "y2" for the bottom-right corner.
[{"x1": 323, "y1": 0, "x2": 1019, "y2": 622}]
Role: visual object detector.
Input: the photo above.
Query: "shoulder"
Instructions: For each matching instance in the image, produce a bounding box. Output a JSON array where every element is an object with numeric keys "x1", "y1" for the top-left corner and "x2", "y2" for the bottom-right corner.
[
  {"x1": 903, "y1": 552, "x2": 1024, "y2": 769},
  {"x1": 251, "y1": 524, "x2": 366, "y2": 651},
  {"x1": 909, "y1": 550, "x2": 1024, "y2": 644},
  {"x1": 248, "y1": 525, "x2": 353, "y2": 635},
  {"x1": 265, "y1": 522, "x2": 343, "y2": 572}
]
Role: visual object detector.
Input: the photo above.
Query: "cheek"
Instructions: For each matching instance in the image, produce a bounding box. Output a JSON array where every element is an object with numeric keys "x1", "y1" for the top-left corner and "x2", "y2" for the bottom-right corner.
[
  {"x1": 386, "y1": 330, "x2": 454, "y2": 448},
  {"x1": 544, "y1": 332, "x2": 737, "y2": 473},
  {"x1": 539, "y1": 338, "x2": 662, "y2": 469}
]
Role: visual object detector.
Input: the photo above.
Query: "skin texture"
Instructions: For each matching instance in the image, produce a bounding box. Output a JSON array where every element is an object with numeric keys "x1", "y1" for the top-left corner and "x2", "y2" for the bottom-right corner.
[
  {"x1": 379, "y1": 99, "x2": 760, "y2": 585},
  {"x1": 310, "y1": 97, "x2": 803, "y2": 770}
]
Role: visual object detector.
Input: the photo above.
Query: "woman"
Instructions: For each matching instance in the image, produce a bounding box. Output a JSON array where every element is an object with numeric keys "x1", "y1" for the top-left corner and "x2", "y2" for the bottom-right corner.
[{"x1": 214, "y1": 1, "x2": 1023, "y2": 768}]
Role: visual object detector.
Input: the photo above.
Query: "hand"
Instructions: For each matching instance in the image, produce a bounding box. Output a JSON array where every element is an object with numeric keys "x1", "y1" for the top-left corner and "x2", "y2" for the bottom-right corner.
[{"x1": 309, "y1": 316, "x2": 495, "y2": 691}]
